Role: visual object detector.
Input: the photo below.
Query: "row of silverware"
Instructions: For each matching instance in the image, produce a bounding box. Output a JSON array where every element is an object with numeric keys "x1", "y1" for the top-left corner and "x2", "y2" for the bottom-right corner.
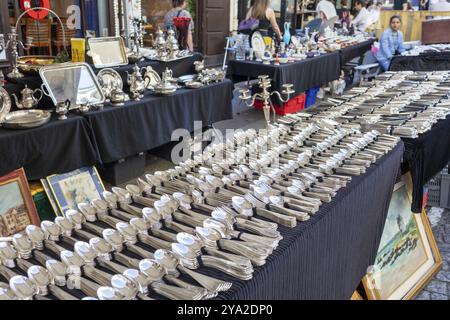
[
  {"x1": 300, "y1": 71, "x2": 450, "y2": 138},
  {"x1": 0, "y1": 117, "x2": 400, "y2": 300}
]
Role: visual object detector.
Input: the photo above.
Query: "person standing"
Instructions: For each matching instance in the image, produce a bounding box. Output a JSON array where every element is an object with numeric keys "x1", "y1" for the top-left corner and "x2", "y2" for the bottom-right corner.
[
  {"x1": 393, "y1": 0, "x2": 408, "y2": 10},
  {"x1": 245, "y1": 0, "x2": 283, "y2": 41},
  {"x1": 164, "y1": 0, "x2": 194, "y2": 51},
  {"x1": 376, "y1": 15, "x2": 406, "y2": 71},
  {"x1": 350, "y1": 0, "x2": 372, "y2": 32}
]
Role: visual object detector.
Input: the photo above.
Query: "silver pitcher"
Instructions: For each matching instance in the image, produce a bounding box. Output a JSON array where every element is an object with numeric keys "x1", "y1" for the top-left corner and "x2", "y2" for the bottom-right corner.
[
  {"x1": 12, "y1": 85, "x2": 43, "y2": 109},
  {"x1": 126, "y1": 64, "x2": 146, "y2": 101}
]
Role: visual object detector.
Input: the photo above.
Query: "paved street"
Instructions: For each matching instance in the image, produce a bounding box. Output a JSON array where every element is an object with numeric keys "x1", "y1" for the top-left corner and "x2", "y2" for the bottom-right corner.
[{"x1": 415, "y1": 208, "x2": 450, "y2": 300}]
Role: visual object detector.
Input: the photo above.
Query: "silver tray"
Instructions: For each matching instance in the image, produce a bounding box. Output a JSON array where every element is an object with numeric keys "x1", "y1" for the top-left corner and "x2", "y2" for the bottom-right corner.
[
  {"x1": 97, "y1": 68, "x2": 123, "y2": 95},
  {"x1": 146, "y1": 52, "x2": 194, "y2": 63},
  {"x1": 1, "y1": 110, "x2": 51, "y2": 129},
  {"x1": 88, "y1": 37, "x2": 128, "y2": 69}
]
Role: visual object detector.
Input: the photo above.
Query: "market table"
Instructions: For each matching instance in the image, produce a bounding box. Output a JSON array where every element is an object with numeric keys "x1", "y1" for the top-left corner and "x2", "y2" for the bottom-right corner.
[
  {"x1": 402, "y1": 115, "x2": 450, "y2": 213},
  {"x1": 339, "y1": 39, "x2": 374, "y2": 65},
  {"x1": 5, "y1": 52, "x2": 204, "y2": 109},
  {"x1": 206, "y1": 142, "x2": 404, "y2": 300},
  {"x1": 0, "y1": 114, "x2": 99, "y2": 180},
  {"x1": 227, "y1": 51, "x2": 341, "y2": 96},
  {"x1": 389, "y1": 52, "x2": 450, "y2": 72},
  {"x1": 83, "y1": 79, "x2": 233, "y2": 164}
]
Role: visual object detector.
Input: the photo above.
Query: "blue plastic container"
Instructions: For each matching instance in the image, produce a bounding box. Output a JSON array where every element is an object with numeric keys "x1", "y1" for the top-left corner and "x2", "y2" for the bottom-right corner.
[{"x1": 305, "y1": 86, "x2": 320, "y2": 108}]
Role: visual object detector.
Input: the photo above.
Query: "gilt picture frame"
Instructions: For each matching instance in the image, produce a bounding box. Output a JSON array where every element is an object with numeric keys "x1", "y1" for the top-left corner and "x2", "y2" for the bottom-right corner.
[
  {"x1": 362, "y1": 173, "x2": 442, "y2": 300},
  {"x1": 46, "y1": 167, "x2": 106, "y2": 216},
  {"x1": 0, "y1": 168, "x2": 40, "y2": 237}
]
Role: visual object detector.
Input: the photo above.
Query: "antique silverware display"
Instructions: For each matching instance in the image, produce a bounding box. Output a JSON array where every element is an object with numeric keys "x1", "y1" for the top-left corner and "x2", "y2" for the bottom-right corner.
[
  {"x1": 153, "y1": 68, "x2": 177, "y2": 96},
  {"x1": 11, "y1": 85, "x2": 43, "y2": 110},
  {"x1": 142, "y1": 66, "x2": 161, "y2": 90}
]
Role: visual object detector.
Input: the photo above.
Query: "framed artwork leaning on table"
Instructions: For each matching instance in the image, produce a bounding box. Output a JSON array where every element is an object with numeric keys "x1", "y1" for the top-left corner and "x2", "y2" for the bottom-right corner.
[
  {"x1": 362, "y1": 173, "x2": 442, "y2": 300},
  {"x1": 0, "y1": 168, "x2": 40, "y2": 238},
  {"x1": 46, "y1": 167, "x2": 106, "y2": 215}
]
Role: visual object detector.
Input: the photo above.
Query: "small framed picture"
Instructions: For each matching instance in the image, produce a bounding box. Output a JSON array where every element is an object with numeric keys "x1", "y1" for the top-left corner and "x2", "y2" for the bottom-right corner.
[
  {"x1": 46, "y1": 167, "x2": 106, "y2": 215},
  {"x1": 40, "y1": 178, "x2": 63, "y2": 217},
  {"x1": 0, "y1": 168, "x2": 40, "y2": 237}
]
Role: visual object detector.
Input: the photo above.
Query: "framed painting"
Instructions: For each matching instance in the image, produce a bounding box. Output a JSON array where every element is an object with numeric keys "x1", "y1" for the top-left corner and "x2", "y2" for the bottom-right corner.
[
  {"x1": 46, "y1": 167, "x2": 106, "y2": 215},
  {"x1": 362, "y1": 173, "x2": 442, "y2": 300},
  {"x1": 0, "y1": 168, "x2": 40, "y2": 237}
]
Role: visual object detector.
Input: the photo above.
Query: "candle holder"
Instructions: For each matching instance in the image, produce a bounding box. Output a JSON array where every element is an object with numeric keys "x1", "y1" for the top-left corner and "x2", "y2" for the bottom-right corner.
[
  {"x1": 4, "y1": 28, "x2": 33, "y2": 79},
  {"x1": 239, "y1": 75, "x2": 294, "y2": 130},
  {"x1": 129, "y1": 18, "x2": 146, "y2": 62}
]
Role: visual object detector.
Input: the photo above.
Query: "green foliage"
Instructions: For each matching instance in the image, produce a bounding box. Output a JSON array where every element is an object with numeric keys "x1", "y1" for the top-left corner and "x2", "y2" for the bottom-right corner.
[{"x1": 186, "y1": 0, "x2": 196, "y2": 20}]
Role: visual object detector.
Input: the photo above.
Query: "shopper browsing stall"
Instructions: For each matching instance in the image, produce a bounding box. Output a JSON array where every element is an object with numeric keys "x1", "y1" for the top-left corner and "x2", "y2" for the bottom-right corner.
[
  {"x1": 164, "y1": 0, "x2": 194, "y2": 51},
  {"x1": 245, "y1": 0, "x2": 283, "y2": 41},
  {"x1": 350, "y1": 0, "x2": 372, "y2": 32},
  {"x1": 376, "y1": 15, "x2": 406, "y2": 71}
]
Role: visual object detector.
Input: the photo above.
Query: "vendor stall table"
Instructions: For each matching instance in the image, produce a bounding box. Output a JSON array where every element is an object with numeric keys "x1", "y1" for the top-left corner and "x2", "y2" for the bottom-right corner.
[
  {"x1": 5, "y1": 53, "x2": 204, "y2": 109},
  {"x1": 339, "y1": 39, "x2": 375, "y2": 66},
  {"x1": 209, "y1": 142, "x2": 403, "y2": 299},
  {"x1": 0, "y1": 114, "x2": 99, "y2": 180},
  {"x1": 389, "y1": 52, "x2": 450, "y2": 72},
  {"x1": 402, "y1": 115, "x2": 450, "y2": 213},
  {"x1": 83, "y1": 79, "x2": 233, "y2": 164},
  {"x1": 227, "y1": 51, "x2": 341, "y2": 96}
]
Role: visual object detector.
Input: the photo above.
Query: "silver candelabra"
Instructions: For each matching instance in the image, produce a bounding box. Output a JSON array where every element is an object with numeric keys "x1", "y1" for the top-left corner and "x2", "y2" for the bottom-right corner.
[
  {"x1": 5, "y1": 7, "x2": 67, "y2": 79},
  {"x1": 4, "y1": 28, "x2": 33, "y2": 79},
  {"x1": 239, "y1": 75, "x2": 294, "y2": 129}
]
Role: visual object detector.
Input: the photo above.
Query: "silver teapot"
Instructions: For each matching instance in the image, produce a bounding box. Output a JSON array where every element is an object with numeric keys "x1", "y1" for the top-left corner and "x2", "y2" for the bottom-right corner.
[
  {"x1": 166, "y1": 29, "x2": 179, "y2": 60},
  {"x1": 110, "y1": 88, "x2": 129, "y2": 106},
  {"x1": 126, "y1": 64, "x2": 146, "y2": 100},
  {"x1": 12, "y1": 85, "x2": 43, "y2": 109}
]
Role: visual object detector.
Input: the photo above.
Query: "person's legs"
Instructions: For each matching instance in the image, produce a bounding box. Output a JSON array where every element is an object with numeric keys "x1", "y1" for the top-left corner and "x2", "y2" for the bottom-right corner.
[{"x1": 378, "y1": 59, "x2": 390, "y2": 71}]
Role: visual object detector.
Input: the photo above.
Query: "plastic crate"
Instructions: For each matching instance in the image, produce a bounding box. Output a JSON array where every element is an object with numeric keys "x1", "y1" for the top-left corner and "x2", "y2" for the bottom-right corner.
[
  {"x1": 440, "y1": 173, "x2": 450, "y2": 209},
  {"x1": 254, "y1": 93, "x2": 306, "y2": 116},
  {"x1": 305, "y1": 86, "x2": 321, "y2": 108},
  {"x1": 426, "y1": 185, "x2": 441, "y2": 207}
]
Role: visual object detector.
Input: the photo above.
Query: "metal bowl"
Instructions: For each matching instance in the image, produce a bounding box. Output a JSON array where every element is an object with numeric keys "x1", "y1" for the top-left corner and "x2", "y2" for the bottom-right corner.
[
  {"x1": 17, "y1": 56, "x2": 57, "y2": 74},
  {"x1": 1, "y1": 109, "x2": 51, "y2": 129}
]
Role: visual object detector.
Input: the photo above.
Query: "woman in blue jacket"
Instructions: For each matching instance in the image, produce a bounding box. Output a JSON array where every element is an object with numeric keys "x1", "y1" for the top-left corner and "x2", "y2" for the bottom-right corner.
[{"x1": 377, "y1": 15, "x2": 406, "y2": 71}]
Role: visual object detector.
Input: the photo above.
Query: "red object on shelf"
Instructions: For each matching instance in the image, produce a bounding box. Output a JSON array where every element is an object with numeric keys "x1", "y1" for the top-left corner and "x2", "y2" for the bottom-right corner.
[{"x1": 253, "y1": 93, "x2": 306, "y2": 116}]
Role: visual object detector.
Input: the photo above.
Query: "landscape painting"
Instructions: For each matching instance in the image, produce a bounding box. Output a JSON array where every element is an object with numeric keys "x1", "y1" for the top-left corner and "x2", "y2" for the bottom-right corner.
[
  {"x1": 0, "y1": 169, "x2": 40, "y2": 237},
  {"x1": 363, "y1": 176, "x2": 442, "y2": 300}
]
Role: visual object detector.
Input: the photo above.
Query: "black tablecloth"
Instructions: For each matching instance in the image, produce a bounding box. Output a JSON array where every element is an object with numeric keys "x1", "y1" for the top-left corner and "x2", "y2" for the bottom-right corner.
[
  {"x1": 84, "y1": 80, "x2": 233, "y2": 163},
  {"x1": 206, "y1": 142, "x2": 404, "y2": 300},
  {"x1": 389, "y1": 52, "x2": 450, "y2": 72},
  {"x1": 402, "y1": 115, "x2": 450, "y2": 213},
  {"x1": 0, "y1": 114, "x2": 99, "y2": 180},
  {"x1": 339, "y1": 39, "x2": 374, "y2": 65},
  {"x1": 227, "y1": 52, "x2": 341, "y2": 95}
]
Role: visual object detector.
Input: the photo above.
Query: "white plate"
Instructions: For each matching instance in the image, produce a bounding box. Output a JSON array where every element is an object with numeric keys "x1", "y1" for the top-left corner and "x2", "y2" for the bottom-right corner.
[{"x1": 251, "y1": 32, "x2": 265, "y2": 52}]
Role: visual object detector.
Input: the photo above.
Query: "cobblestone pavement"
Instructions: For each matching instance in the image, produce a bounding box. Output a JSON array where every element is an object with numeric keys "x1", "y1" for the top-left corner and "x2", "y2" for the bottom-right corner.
[{"x1": 415, "y1": 207, "x2": 450, "y2": 300}]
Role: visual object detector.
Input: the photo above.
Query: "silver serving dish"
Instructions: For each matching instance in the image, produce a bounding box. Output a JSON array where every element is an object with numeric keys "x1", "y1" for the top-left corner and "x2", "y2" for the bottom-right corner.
[
  {"x1": 153, "y1": 82, "x2": 177, "y2": 96},
  {"x1": 142, "y1": 66, "x2": 161, "y2": 90},
  {"x1": 97, "y1": 68, "x2": 123, "y2": 99},
  {"x1": 88, "y1": 37, "x2": 128, "y2": 69},
  {"x1": 185, "y1": 81, "x2": 203, "y2": 89},
  {"x1": 178, "y1": 74, "x2": 197, "y2": 84},
  {"x1": 1, "y1": 110, "x2": 51, "y2": 129},
  {"x1": 0, "y1": 87, "x2": 12, "y2": 124}
]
